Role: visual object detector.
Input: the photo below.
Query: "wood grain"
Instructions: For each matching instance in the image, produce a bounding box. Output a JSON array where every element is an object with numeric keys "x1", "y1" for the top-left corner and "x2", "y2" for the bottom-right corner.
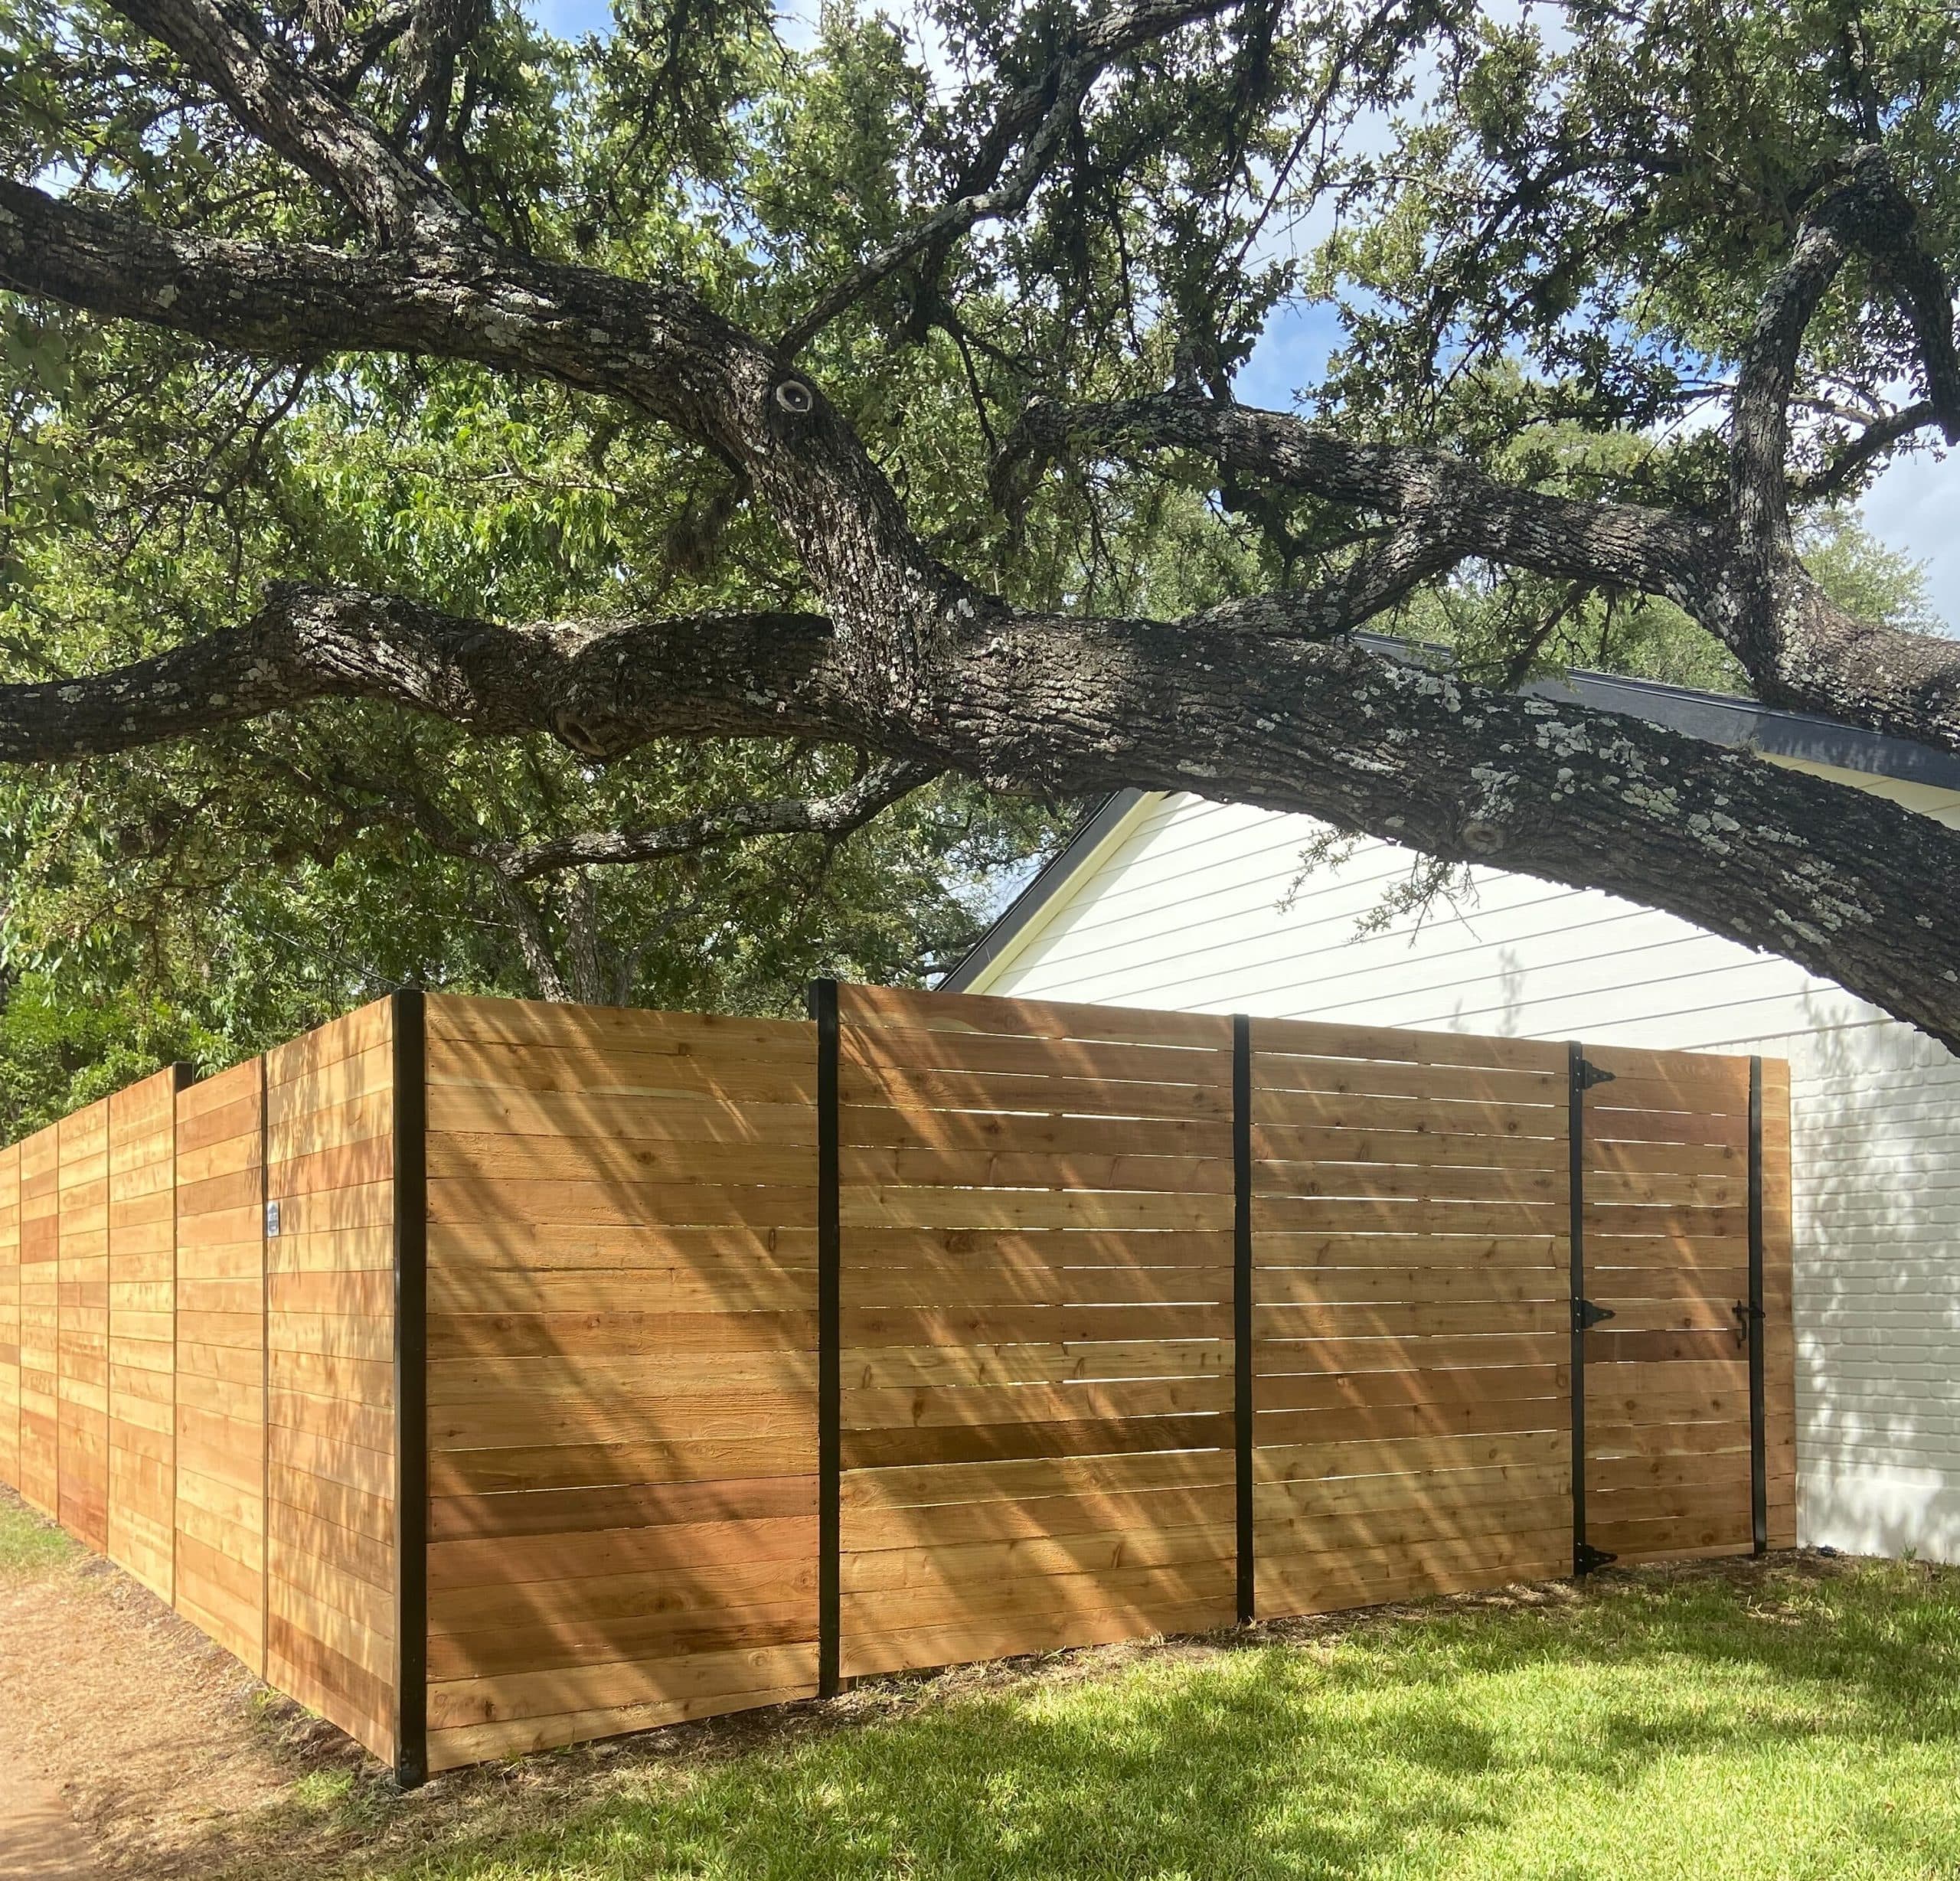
[
  {"x1": 107, "y1": 1069, "x2": 179, "y2": 1599},
  {"x1": 1250, "y1": 1017, "x2": 1574, "y2": 1615},
  {"x1": 174, "y1": 1060, "x2": 266, "y2": 1674},
  {"x1": 0, "y1": 1141, "x2": 19, "y2": 1494},
  {"x1": 838, "y1": 986, "x2": 1237, "y2": 1674},
  {"x1": 0, "y1": 985, "x2": 1800, "y2": 1779},
  {"x1": 1580, "y1": 1050, "x2": 1791, "y2": 1563},
  {"x1": 264, "y1": 1001, "x2": 399, "y2": 1767},
  {"x1": 420, "y1": 993, "x2": 820, "y2": 1764}
]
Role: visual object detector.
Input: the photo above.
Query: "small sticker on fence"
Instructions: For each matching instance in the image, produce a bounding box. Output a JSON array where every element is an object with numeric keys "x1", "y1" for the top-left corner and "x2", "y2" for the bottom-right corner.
[{"x1": 265, "y1": 1199, "x2": 281, "y2": 1237}]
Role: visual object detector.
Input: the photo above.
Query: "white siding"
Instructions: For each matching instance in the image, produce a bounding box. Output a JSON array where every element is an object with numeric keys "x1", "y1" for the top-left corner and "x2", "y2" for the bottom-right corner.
[{"x1": 976, "y1": 785, "x2": 1960, "y2": 1564}]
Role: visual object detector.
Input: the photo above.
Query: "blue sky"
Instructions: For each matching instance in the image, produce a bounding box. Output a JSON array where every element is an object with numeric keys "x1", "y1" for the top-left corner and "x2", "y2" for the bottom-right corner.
[
  {"x1": 526, "y1": 0, "x2": 614, "y2": 34},
  {"x1": 1235, "y1": 301, "x2": 1344, "y2": 412},
  {"x1": 1860, "y1": 452, "x2": 1959, "y2": 625}
]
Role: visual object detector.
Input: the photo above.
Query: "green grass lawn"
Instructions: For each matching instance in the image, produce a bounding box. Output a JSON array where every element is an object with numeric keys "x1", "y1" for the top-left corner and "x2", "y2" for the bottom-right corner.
[
  {"x1": 8, "y1": 1487, "x2": 1960, "y2": 1880},
  {"x1": 372, "y1": 1556, "x2": 1960, "y2": 1881}
]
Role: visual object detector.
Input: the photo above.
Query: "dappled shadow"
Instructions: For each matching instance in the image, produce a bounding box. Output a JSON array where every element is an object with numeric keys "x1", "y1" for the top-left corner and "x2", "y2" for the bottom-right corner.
[{"x1": 166, "y1": 1552, "x2": 1959, "y2": 1881}]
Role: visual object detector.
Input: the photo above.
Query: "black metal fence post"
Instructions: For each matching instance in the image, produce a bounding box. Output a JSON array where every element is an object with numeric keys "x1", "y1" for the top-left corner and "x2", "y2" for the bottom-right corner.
[
  {"x1": 809, "y1": 978, "x2": 841, "y2": 1696},
  {"x1": 1232, "y1": 1014, "x2": 1253, "y2": 1625},
  {"x1": 1567, "y1": 1041, "x2": 1588, "y2": 1579},
  {"x1": 391, "y1": 988, "x2": 429, "y2": 1790},
  {"x1": 1567, "y1": 1041, "x2": 1616, "y2": 1578},
  {"x1": 1748, "y1": 1056, "x2": 1768, "y2": 1556},
  {"x1": 259, "y1": 1055, "x2": 273, "y2": 1696}
]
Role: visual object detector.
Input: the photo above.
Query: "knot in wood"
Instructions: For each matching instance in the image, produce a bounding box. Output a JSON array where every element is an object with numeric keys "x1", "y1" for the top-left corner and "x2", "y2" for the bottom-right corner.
[
  {"x1": 1459, "y1": 818, "x2": 1508, "y2": 855},
  {"x1": 772, "y1": 377, "x2": 815, "y2": 416}
]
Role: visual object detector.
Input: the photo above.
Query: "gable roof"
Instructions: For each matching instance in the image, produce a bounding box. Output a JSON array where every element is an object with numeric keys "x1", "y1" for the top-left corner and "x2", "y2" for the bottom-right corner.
[{"x1": 940, "y1": 643, "x2": 1960, "y2": 992}]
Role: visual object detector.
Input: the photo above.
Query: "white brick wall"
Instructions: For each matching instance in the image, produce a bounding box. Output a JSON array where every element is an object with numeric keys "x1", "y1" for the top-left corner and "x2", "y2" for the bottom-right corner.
[{"x1": 976, "y1": 789, "x2": 1960, "y2": 1563}]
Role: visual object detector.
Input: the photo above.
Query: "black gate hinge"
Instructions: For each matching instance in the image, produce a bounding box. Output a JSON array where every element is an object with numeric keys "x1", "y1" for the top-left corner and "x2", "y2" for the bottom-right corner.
[
  {"x1": 1574, "y1": 1058, "x2": 1617, "y2": 1091},
  {"x1": 1574, "y1": 1298, "x2": 1616, "y2": 1331},
  {"x1": 1574, "y1": 1542, "x2": 1619, "y2": 1576}
]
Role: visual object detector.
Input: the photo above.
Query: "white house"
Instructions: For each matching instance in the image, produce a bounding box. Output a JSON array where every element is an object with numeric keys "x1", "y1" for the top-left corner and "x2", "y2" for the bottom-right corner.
[{"x1": 944, "y1": 658, "x2": 1960, "y2": 1565}]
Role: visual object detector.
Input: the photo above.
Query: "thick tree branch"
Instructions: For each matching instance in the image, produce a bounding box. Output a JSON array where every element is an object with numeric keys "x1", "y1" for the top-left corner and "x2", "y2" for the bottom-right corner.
[
  {"x1": 108, "y1": 0, "x2": 476, "y2": 247},
  {"x1": 1729, "y1": 146, "x2": 1960, "y2": 570},
  {"x1": 1012, "y1": 393, "x2": 1723, "y2": 609},
  {"x1": 1015, "y1": 390, "x2": 1960, "y2": 755},
  {"x1": 7, "y1": 24, "x2": 1960, "y2": 1061},
  {"x1": 12, "y1": 140, "x2": 1957, "y2": 767},
  {"x1": 397, "y1": 0, "x2": 489, "y2": 161},
  {"x1": 491, "y1": 876, "x2": 575, "y2": 1002},
  {"x1": 0, "y1": 583, "x2": 856, "y2": 761},
  {"x1": 1728, "y1": 218, "x2": 1851, "y2": 563},
  {"x1": 0, "y1": 180, "x2": 969, "y2": 666},
  {"x1": 5, "y1": 580, "x2": 1958, "y2": 1050}
]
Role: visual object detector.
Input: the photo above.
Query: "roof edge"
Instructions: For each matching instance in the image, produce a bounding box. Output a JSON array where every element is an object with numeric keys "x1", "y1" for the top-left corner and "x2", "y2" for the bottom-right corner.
[
  {"x1": 1358, "y1": 633, "x2": 1960, "y2": 790},
  {"x1": 939, "y1": 789, "x2": 1152, "y2": 992}
]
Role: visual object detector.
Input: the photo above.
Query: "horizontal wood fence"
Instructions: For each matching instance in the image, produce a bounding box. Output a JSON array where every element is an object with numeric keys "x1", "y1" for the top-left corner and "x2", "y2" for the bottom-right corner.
[
  {"x1": 0, "y1": 986, "x2": 1795, "y2": 1781},
  {"x1": 0, "y1": 1007, "x2": 400, "y2": 1769}
]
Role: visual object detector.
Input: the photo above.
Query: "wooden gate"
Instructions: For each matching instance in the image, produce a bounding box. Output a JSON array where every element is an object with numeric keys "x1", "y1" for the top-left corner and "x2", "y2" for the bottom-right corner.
[
  {"x1": 1250, "y1": 1021, "x2": 1575, "y2": 1614},
  {"x1": 1576, "y1": 1047, "x2": 1795, "y2": 1565}
]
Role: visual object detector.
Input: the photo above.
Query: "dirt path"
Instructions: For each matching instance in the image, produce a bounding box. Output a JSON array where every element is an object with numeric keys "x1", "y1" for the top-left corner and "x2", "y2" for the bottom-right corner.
[
  {"x1": 0, "y1": 1759, "x2": 100, "y2": 1881},
  {"x1": 0, "y1": 1514, "x2": 376, "y2": 1879}
]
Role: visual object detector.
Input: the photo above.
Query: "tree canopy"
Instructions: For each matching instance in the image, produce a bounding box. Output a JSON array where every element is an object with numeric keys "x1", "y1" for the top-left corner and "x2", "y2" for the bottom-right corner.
[{"x1": 2, "y1": 0, "x2": 1959, "y2": 1067}]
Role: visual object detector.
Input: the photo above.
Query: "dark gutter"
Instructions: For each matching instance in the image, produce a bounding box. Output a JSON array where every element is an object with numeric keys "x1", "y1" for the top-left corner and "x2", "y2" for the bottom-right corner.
[
  {"x1": 1527, "y1": 668, "x2": 1960, "y2": 790},
  {"x1": 1357, "y1": 634, "x2": 1960, "y2": 792}
]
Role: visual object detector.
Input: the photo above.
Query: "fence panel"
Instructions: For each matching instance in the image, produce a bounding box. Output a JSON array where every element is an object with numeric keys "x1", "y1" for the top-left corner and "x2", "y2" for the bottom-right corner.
[
  {"x1": 0, "y1": 1142, "x2": 18, "y2": 1491},
  {"x1": 57, "y1": 1100, "x2": 113, "y2": 1552},
  {"x1": 18, "y1": 1123, "x2": 60, "y2": 1514},
  {"x1": 173, "y1": 1059, "x2": 267, "y2": 1671},
  {"x1": 1582, "y1": 1047, "x2": 1753, "y2": 1563},
  {"x1": 420, "y1": 994, "x2": 821, "y2": 1772},
  {"x1": 835, "y1": 986, "x2": 1239, "y2": 1677},
  {"x1": 106, "y1": 1069, "x2": 181, "y2": 1599},
  {"x1": 1577, "y1": 1047, "x2": 1797, "y2": 1563},
  {"x1": 266, "y1": 1003, "x2": 399, "y2": 1766},
  {"x1": 1250, "y1": 1021, "x2": 1575, "y2": 1613}
]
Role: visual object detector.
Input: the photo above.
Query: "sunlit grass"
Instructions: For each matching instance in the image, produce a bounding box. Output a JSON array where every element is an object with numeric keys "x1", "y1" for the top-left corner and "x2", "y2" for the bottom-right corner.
[{"x1": 361, "y1": 1559, "x2": 1960, "y2": 1881}]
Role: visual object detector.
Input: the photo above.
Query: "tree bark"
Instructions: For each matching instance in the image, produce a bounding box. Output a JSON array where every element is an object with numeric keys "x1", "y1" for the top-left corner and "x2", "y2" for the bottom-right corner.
[{"x1": 3, "y1": 584, "x2": 1952, "y2": 1047}]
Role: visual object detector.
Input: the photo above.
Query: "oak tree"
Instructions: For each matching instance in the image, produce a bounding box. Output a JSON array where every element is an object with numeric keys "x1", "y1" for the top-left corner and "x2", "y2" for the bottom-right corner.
[{"x1": 4, "y1": 0, "x2": 1959, "y2": 1040}]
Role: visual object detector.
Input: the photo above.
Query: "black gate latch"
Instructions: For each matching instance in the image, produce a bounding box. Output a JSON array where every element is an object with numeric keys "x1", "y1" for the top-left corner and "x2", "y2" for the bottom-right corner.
[
  {"x1": 1732, "y1": 1300, "x2": 1763, "y2": 1349},
  {"x1": 1574, "y1": 1298, "x2": 1616, "y2": 1331}
]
